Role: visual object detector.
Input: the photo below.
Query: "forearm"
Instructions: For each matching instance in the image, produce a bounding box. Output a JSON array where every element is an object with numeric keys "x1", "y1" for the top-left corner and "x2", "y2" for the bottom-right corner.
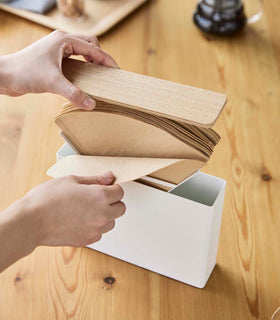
[{"x1": 0, "y1": 199, "x2": 38, "y2": 272}]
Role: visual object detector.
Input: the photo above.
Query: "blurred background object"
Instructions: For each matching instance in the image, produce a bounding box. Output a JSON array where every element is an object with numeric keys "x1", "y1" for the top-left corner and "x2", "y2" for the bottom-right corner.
[
  {"x1": 193, "y1": 0, "x2": 247, "y2": 34},
  {"x1": 4, "y1": 0, "x2": 56, "y2": 14},
  {"x1": 0, "y1": 0, "x2": 149, "y2": 36},
  {"x1": 57, "y1": 0, "x2": 85, "y2": 19}
]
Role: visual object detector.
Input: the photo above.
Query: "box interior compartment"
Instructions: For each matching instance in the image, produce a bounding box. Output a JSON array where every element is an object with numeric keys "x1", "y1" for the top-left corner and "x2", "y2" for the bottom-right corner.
[{"x1": 169, "y1": 172, "x2": 224, "y2": 206}]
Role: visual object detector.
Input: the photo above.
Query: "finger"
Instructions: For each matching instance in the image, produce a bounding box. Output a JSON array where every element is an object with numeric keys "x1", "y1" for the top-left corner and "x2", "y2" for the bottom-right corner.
[
  {"x1": 53, "y1": 74, "x2": 96, "y2": 110},
  {"x1": 99, "y1": 220, "x2": 116, "y2": 234},
  {"x1": 75, "y1": 171, "x2": 115, "y2": 185},
  {"x1": 64, "y1": 35, "x2": 100, "y2": 63},
  {"x1": 68, "y1": 34, "x2": 100, "y2": 47},
  {"x1": 103, "y1": 184, "x2": 124, "y2": 204},
  {"x1": 108, "y1": 201, "x2": 126, "y2": 219},
  {"x1": 69, "y1": 38, "x2": 119, "y2": 68},
  {"x1": 87, "y1": 234, "x2": 102, "y2": 244}
]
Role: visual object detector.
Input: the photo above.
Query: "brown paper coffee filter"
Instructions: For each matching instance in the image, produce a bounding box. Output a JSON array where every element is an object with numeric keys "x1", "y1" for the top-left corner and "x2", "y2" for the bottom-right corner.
[
  {"x1": 47, "y1": 155, "x2": 205, "y2": 185},
  {"x1": 47, "y1": 59, "x2": 226, "y2": 185}
]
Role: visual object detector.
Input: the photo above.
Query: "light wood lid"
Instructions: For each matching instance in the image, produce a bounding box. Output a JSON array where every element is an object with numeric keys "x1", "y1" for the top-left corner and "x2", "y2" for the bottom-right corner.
[{"x1": 62, "y1": 58, "x2": 226, "y2": 127}]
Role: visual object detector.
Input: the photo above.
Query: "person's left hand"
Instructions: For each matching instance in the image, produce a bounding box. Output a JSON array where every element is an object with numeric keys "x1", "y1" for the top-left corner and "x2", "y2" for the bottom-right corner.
[{"x1": 0, "y1": 30, "x2": 119, "y2": 109}]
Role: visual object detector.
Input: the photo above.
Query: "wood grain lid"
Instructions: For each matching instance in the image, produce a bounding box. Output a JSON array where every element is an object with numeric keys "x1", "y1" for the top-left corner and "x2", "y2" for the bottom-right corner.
[{"x1": 62, "y1": 58, "x2": 226, "y2": 127}]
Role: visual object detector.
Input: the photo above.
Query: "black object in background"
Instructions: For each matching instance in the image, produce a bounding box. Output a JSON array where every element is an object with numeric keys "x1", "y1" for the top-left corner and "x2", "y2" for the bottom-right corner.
[{"x1": 193, "y1": 0, "x2": 247, "y2": 35}]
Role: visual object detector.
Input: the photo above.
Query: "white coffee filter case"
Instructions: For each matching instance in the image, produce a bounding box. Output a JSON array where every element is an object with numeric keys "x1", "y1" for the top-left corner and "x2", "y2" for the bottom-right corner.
[{"x1": 54, "y1": 143, "x2": 226, "y2": 288}]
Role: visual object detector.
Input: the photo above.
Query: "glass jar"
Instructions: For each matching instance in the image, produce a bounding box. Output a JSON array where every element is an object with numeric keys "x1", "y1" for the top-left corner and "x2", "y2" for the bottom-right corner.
[{"x1": 193, "y1": 0, "x2": 246, "y2": 34}]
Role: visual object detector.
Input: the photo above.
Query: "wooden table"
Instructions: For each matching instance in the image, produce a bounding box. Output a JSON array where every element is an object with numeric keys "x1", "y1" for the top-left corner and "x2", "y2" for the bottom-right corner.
[{"x1": 0, "y1": 0, "x2": 279, "y2": 319}]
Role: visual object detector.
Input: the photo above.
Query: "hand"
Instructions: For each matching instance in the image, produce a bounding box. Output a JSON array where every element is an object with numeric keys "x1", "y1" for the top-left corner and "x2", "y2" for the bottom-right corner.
[
  {"x1": 22, "y1": 172, "x2": 125, "y2": 247},
  {"x1": 0, "y1": 30, "x2": 119, "y2": 109}
]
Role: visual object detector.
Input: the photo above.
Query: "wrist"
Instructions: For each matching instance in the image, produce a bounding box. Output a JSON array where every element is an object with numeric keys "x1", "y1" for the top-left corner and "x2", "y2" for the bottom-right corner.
[
  {"x1": 2, "y1": 197, "x2": 40, "y2": 255},
  {"x1": 0, "y1": 54, "x2": 15, "y2": 95},
  {"x1": 0, "y1": 197, "x2": 41, "y2": 271},
  {"x1": 20, "y1": 193, "x2": 50, "y2": 247}
]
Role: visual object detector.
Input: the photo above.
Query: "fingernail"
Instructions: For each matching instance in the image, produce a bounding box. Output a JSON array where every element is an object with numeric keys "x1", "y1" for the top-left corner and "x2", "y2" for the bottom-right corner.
[
  {"x1": 113, "y1": 61, "x2": 120, "y2": 69},
  {"x1": 108, "y1": 59, "x2": 119, "y2": 69},
  {"x1": 84, "y1": 98, "x2": 96, "y2": 110},
  {"x1": 102, "y1": 171, "x2": 114, "y2": 180}
]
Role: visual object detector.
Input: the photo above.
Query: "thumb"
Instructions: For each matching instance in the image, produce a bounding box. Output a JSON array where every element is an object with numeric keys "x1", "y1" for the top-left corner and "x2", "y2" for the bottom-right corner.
[
  {"x1": 75, "y1": 171, "x2": 115, "y2": 185},
  {"x1": 54, "y1": 75, "x2": 96, "y2": 110}
]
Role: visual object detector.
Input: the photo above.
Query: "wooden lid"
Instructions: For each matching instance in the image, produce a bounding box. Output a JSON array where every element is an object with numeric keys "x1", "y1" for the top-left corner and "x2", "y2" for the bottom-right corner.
[{"x1": 62, "y1": 58, "x2": 226, "y2": 127}]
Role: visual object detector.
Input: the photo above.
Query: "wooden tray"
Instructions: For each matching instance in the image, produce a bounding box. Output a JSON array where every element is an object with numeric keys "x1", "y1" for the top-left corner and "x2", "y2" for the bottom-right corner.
[{"x1": 0, "y1": 0, "x2": 148, "y2": 36}]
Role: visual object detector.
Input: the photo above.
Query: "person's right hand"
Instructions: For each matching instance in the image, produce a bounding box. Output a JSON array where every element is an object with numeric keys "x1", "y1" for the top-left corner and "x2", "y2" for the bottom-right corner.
[
  {"x1": 0, "y1": 30, "x2": 119, "y2": 109},
  {"x1": 22, "y1": 172, "x2": 125, "y2": 247}
]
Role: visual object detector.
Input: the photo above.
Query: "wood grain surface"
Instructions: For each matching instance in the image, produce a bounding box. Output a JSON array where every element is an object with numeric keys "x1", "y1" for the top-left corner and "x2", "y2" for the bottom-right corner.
[
  {"x1": 61, "y1": 58, "x2": 226, "y2": 127},
  {"x1": 0, "y1": 0, "x2": 279, "y2": 319}
]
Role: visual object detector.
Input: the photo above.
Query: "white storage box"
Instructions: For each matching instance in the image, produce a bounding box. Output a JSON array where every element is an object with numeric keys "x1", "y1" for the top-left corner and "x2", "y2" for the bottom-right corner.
[
  {"x1": 50, "y1": 59, "x2": 228, "y2": 288},
  {"x1": 55, "y1": 142, "x2": 226, "y2": 288}
]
